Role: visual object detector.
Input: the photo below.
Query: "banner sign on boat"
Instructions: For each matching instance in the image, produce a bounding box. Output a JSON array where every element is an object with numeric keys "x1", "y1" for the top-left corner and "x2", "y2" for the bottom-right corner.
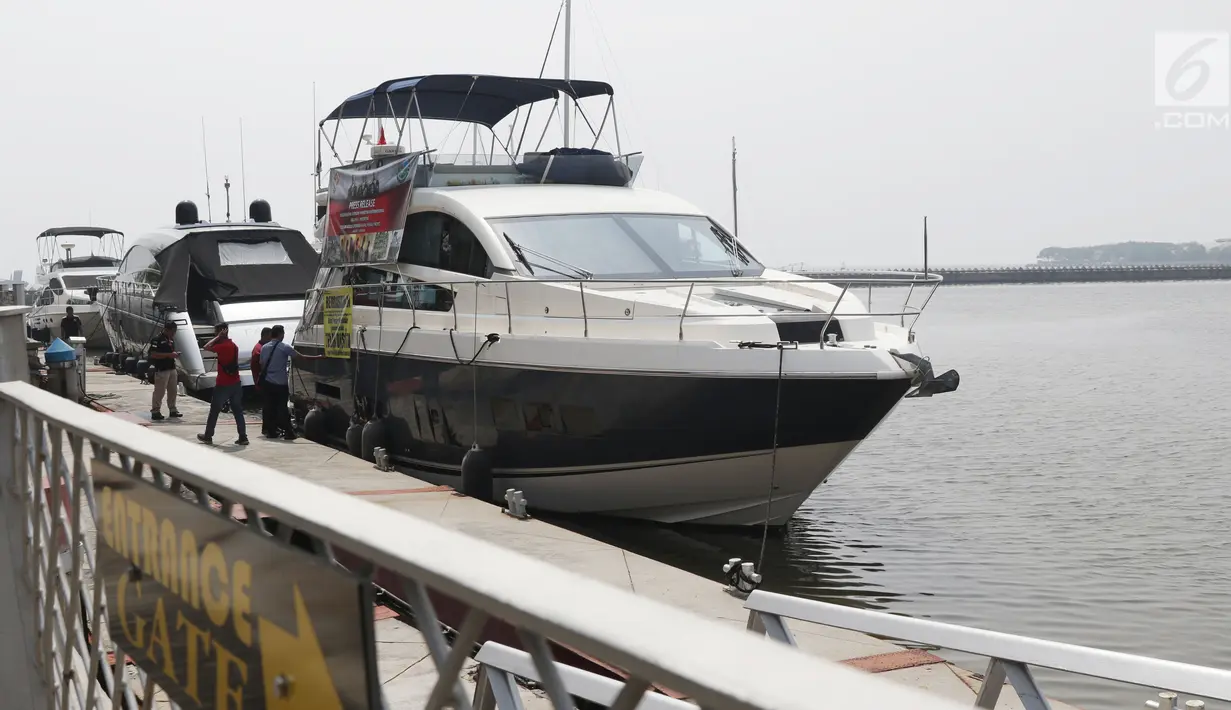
[
  {"x1": 93, "y1": 459, "x2": 378, "y2": 710},
  {"x1": 322, "y1": 152, "x2": 423, "y2": 266},
  {"x1": 323, "y1": 286, "x2": 353, "y2": 358}
]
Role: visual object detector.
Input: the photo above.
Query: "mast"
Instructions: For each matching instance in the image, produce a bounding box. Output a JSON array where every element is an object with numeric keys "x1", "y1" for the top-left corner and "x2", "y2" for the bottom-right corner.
[
  {"x1": 200, "y1": 117, "x2": 213, "y2": 222},
  {"x1": 562, "y1": 0, "x2": 572, "y2": 147},
  {"x1": 731, "y1": 137, "x2": 739, "y2": 238},
  {"x1": 239, "y1": 117, "x2": 248, "y2": 211}
]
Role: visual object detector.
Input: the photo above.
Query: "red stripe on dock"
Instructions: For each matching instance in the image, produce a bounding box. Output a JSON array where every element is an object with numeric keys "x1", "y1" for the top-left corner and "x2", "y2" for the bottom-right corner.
[
  {"x1": 348, "y1": 485, "x2": 453, "y2": 496},
  {"x1": 841, "y1": 648, "x2": 947, "y2": 673},
  {"x1": 373, "y1": 605, "x2": 399, "y2": 621}
]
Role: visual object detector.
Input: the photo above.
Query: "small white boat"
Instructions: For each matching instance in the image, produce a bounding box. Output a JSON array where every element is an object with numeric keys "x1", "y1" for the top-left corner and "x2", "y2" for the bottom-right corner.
[{"x1": 26, "y1": 227, "x2": 125, "y2": 349}]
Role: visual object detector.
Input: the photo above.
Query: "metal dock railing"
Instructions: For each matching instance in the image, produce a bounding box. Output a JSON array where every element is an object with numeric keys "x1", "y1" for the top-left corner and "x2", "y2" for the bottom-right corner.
[{"x1": 745, "y1": 591, "x2": 1231, "y2": 710}]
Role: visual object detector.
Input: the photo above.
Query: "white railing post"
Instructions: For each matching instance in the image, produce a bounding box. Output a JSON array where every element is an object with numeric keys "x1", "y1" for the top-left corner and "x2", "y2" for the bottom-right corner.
[
  {"x1": 974, "y1": 658, "x2": 1007, "y2": 709},
  {"x1": 504, "y1": 281, "x2": 513, "y2": 335},
  {"x1": 819, "y1": 283, "x2": 849, "y2": 349},
  {"x1": 579, "y1": 281, "x2": 588, "y2": 338},
  {"x1": 0, "y1": 305, "x2": 31, "y2": 383},
  {"x1": 678, "y1": 282, "x2": 695, "y2": 341}
]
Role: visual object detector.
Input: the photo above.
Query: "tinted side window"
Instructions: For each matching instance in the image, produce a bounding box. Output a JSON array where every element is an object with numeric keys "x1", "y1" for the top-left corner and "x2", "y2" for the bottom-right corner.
[
  {"x1": 344, "y1": 266, "x2": 453, "y2": 313},
  {"x1": 345, "y1": 266, "x2": 392, "y2": 307},
  {"x1": 50, "y1": 278, "x2": 64, "y2": 295},
  {"x1": 119, "y1": 247, "x2": 155, "y2": 281},
  {"x1": 399, "y1": 212, "x2": 491, "y2": 278}
]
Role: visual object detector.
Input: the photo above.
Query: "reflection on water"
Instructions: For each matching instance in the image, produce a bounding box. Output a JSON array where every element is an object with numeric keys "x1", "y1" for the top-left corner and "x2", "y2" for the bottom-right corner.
[
  {"x1": 762, "y1": 514, "x2": 902, "y2": 608},
  {"x1": 547, "y1": 511, "x2": 908, "y2": 611},
  {"x1": 552, "y1": 281, "x2": 1231, "y2": 710}
]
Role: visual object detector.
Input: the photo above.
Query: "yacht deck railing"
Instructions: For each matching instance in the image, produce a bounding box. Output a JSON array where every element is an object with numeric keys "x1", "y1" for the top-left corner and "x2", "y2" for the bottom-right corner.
[{"x1": 301, "y1": 272, "x2": 943, "y2": 345}]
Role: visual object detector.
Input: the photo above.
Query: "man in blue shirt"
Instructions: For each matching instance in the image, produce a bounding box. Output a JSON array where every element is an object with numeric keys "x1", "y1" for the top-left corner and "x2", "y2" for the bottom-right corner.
[{"x1": 258, "y1": 324, "x2": 321, "y2": 440}]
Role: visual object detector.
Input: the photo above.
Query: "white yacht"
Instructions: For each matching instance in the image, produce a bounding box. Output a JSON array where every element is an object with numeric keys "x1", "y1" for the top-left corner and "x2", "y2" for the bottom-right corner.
[
  {"x1": 97, "y1": 200, "x2": 320, "y2": 391},
  {"x1": 26, "y1": 227, "x2": 124, "y2": 348},
  {"x1": 287, "y1": 75, "x2": 959, "y2": 527}
]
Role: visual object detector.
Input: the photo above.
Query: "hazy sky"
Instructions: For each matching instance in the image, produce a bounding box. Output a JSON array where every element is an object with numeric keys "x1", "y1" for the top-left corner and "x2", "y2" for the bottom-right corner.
[{"x1": 3, "y1": 0, "x2": 1231, "y2": 277}]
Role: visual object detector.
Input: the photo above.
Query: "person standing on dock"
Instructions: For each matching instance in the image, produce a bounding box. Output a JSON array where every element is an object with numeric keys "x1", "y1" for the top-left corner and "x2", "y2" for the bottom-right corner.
[
  {"x1": 258, "y1": 324, "x2": 322, "y2": 441},
  {"x1": 148, "y1": 320, "x2": 182, "y2": 421},
  {"x1": 197, "y1": 322, "x2": 247, "y2": 446},
  {"x1": 60, "y1": 307, "x2": 83, "y2": 341},
  {"x1": 251, "y1": 326, "x2": 273, "y2": 437}
]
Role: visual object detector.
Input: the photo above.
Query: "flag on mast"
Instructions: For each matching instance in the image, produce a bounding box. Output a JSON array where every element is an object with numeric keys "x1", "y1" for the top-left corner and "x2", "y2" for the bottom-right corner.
[{"x1": 377, "y1": 119, "x2": 387, "y2": 146}]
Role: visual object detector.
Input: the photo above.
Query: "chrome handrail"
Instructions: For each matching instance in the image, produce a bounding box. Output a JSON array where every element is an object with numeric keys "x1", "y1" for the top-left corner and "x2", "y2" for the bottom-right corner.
[
  {"x1": 818, "y1": 282, "x2": 849, "y2": 349},
  {"x1": 678, "y1": 282, "x2": 695, "y2": 341},
  {"x1": 0, "y1": 378, "x2": 973, "y2": 710},
  {"x1": 303, "y1": 274, "x2": 941, "y2": 344}
]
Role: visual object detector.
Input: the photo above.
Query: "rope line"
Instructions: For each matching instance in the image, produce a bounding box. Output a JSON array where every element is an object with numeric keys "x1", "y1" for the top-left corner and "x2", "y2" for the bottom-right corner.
[{"x1": 757, "y1": 341, "x2": 789, "y2": 571}]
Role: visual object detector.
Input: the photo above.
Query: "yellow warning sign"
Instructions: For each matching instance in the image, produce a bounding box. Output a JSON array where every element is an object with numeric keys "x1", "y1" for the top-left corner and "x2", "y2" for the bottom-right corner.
[
  {"x1": 94, "y1": 460, "x2": 376, "y2": 709},
  {"x1": 322, "y1": 286, "x2": 353, "y2": 359}
]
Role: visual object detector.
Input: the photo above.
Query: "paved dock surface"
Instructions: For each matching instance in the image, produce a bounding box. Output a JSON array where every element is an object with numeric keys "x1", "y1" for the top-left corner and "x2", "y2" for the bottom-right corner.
[{"x1": 78, "y1": 366, "x2": 1075, "y2": 709}]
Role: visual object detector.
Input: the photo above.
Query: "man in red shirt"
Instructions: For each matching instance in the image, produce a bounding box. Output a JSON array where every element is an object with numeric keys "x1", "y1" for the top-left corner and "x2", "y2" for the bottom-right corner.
[{"x1": 197, "y1": 322, "x2": 248, "y2": 445}]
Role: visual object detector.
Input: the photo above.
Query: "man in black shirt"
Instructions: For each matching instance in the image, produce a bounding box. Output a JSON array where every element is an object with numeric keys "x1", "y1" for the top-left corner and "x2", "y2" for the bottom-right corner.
[
  {"x1": 60, "y1": 307, "x2": 83, "y2": 340},
  {"x1": 149, "y1": 321, "x2": 182, "y2": 421}
]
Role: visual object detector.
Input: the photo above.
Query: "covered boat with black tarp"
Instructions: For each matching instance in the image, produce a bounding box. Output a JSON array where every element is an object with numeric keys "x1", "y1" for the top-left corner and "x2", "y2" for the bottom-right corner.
[{"x1": 98, "y1": 199, "x2": 320, "y2": 391}]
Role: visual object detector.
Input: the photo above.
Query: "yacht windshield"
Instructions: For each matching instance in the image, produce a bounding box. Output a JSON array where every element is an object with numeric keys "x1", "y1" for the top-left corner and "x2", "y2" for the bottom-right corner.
[
  {"x1": 61, "y1": 275, "x2": 101, "y2": 289},
  {"x1": 489, "y1": 213, "x2": 763, "y2": 280}
]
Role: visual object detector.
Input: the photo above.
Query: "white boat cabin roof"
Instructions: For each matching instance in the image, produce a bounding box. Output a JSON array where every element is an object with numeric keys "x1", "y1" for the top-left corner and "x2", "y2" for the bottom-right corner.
[{"x1": 131, "y1": 220, "x2": 300, "y2": 255}]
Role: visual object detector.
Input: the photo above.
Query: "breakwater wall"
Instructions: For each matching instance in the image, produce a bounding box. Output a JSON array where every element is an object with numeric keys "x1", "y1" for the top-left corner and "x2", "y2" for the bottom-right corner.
[{"x1": 796, "y1": 264, "x2": 1231, "y2": 285}]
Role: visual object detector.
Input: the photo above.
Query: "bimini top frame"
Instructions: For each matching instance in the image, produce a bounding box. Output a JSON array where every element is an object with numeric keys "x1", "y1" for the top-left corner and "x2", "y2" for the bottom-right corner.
[
  {"x1": 35, "y1": 227, "x2": 125, "y2": 270},
  {"x1": 316, "y1": 73, "x2": 625, "y2": 175}
]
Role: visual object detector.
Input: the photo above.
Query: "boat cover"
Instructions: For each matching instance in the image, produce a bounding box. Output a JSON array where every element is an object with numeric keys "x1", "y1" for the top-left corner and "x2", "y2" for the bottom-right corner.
[
  {"x1": 37, "y1": 226, "x2": 123, "y2": 238},
  {"x1": 153, "y1": 228, "x2": 319, "y2": 311},
  {"x1": 56, "y1": 255, "x2": 120, "y2": 269},
  {"x1": 322, "y1": 74, "x2": 614, "y2": 127},
  {"x1": 515, "y1": 148, "x2": 633, "y2": 187}
]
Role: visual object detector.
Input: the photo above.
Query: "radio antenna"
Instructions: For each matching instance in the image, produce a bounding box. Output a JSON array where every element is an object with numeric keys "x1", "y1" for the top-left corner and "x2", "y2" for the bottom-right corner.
[
  {"x1": 731, "y1": 136, "x2": 740, "y2": 239},
  {"x1": 239, "y1": 117, "x2": 248, "y2": 212},
  {"x1": 200, "y1": 117, "x2": 213, "y2": 222},
  {"x1": 313, "y1": 81, "x2": 321, "y2": 193}
]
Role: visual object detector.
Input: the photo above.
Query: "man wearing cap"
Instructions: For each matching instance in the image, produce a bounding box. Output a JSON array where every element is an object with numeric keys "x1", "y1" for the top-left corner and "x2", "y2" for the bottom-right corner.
[
  {"x1": 198, "y1": 322, "x2": 247, "y2": 446},
  {"x1": 148, "y1": 320, "x2": 182, "y2": 421}
]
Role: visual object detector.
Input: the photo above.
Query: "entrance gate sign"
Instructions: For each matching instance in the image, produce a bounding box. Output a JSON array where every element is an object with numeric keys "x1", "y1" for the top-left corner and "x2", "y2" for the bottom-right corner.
[{"x1": 94, "y1": 459, "x2": 378, "y2": 710}]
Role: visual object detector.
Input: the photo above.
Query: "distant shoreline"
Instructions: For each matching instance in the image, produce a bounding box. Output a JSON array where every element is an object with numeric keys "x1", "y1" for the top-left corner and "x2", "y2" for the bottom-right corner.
[{"x1": 793, "y1": 264, "x2": 1231, "y2": 285}]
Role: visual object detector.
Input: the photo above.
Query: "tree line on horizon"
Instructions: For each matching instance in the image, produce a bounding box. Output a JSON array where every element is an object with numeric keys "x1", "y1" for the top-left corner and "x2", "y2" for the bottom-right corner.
[{"x1": 1037, "y1": 241, "x2": 1231, "y2": 265}]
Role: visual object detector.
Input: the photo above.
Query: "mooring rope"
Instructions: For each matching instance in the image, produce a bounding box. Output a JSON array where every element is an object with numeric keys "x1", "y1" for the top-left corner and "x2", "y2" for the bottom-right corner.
[{"x1": 756, "y1": 341, "x2": 788, "y2": 571}]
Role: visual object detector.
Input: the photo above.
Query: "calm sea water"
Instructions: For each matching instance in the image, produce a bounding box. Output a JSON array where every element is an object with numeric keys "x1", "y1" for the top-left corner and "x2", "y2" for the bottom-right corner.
[{"x1": 554, "y1": 281, "x2": 1231, "y2": 710}]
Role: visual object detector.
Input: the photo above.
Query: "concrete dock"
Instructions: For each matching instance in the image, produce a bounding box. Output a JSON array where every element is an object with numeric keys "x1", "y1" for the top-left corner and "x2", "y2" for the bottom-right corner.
[{"x1": 77, "y1": 364, "x2": 1069, "y2": 709}]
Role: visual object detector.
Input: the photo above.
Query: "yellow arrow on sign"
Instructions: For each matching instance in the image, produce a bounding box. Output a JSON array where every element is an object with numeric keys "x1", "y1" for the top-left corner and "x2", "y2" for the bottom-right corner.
[{"x1": 259, "y1": 584, "x2": 344, "y2": 710}]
